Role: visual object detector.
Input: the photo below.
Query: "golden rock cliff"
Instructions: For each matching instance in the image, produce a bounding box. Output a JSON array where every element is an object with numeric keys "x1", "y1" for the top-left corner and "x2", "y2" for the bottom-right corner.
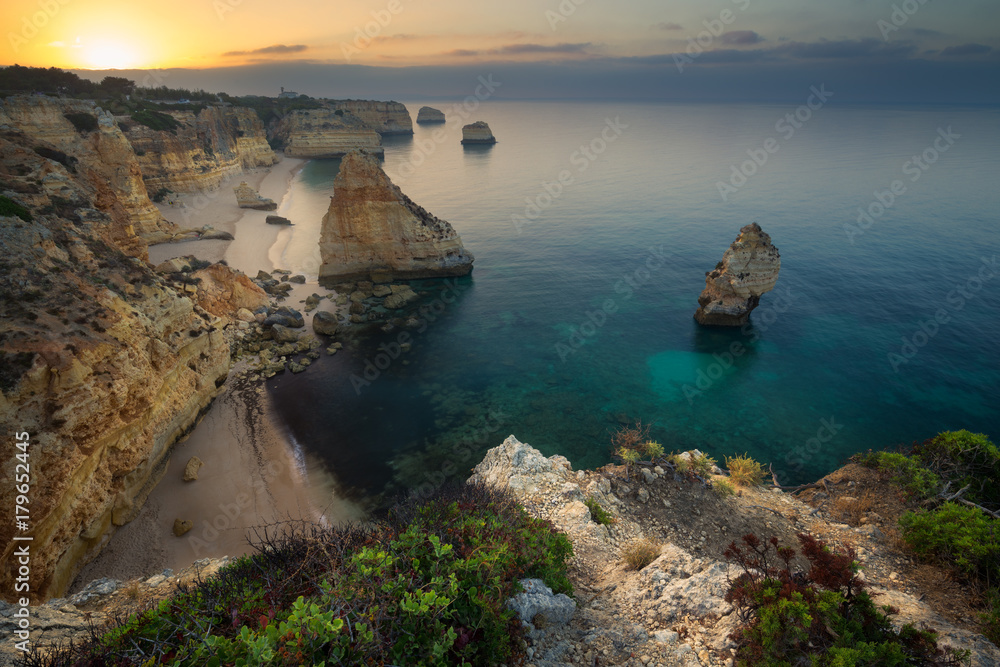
[
  {"x1": 318, "y1": 150, "x2": 473, "y2": 284},
  {"x1": 328, "y1": 100, "x2": 413, "y2": 135},
  {"x1": 0, "y1": 95, "x2": 174, "y2": 247},
  {"x1": 272, "y1": 109, "x2": 384, "y2": 159},
  {"x1": 0, "y1": 131, "x2": 232, "y2": 601},
  {"x1": 122, "y1": 106, "x2": 277, "y2": 194},
  {"x1": 695, "y1": 222, "x2": 781, "y2": 326}
]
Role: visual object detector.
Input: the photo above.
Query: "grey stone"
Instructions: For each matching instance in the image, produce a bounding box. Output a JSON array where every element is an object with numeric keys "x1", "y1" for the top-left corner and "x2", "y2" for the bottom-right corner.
[
  {"x1": 270, "y1": 324, "x2": 300, "y2": 343},
  {"x1": 507, "y1": 579, "x2": 575, "y2": 628}
]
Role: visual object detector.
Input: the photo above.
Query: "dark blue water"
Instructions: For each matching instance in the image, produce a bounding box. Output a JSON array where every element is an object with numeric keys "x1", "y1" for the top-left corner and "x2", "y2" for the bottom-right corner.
[{"x1": 267, "y1": 100, "x2": 1000, "y2": 502}]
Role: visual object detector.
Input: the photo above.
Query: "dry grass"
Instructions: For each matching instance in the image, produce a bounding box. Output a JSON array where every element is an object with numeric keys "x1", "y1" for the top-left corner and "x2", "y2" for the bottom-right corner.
[
  {"x1": 833, "y1": 491, "x2": 876, "y2": 526},
  {"x1": 725, "y1": 454, "x2": 767, "y2": 487},
  {"x1": 622, "y1": 538, "x2": 661, "y2": 571},
  {"x1": 713, "y1": 477, "x2": 737, "y2": 498}
]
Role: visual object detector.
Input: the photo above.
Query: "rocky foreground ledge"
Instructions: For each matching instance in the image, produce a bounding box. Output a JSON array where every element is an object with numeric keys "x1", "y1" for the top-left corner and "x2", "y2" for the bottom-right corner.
[{"x1": 3, "y1": 436, "x2": 997, "y2": 666}]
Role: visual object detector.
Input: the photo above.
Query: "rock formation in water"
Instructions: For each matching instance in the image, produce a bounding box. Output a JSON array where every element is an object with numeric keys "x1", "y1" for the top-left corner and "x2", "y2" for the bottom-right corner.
[
  {"x1": 0, "y1": 95, "x2": 174, "y2": 250},
  {"x1": 121, "y1": 106, "x2": 277, "y2": 194},
  {"x1": 461, "y1": 121, "x2": 496, "y2": 145},
  {"x1": 0, "y1": 128, "x2": 237, "y2": 600},
  {"x1": 327, "y1": 100, "x2": 413, "y2": 135},
  {"x1": 233, "y1": 181, "x2": 277, "y2": 210},
  {"x1": 416, "y1": 106, "x2": 446, "y2": 124},
  {"x1": 694, "y1": 222, "x2": 781, "y2": 326},
  {"x1": 271, "y1": 109, "x2": 384, "y2": 158},
  {"x1": 318, "y1": 151, "x2": 474, "y2": 284}
]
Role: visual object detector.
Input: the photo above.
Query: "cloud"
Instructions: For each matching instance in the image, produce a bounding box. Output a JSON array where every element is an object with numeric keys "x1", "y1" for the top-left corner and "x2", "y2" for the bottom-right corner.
[
  {"x1": 655, "y1": 22, "x2": 683, "y2": 31},
  {"x1": 772, "y1": 38, "x2": 916, "y2": 59},
  {"x1": 223, "y1": 44, "x2": 308, "y2": 57},
  {"x1": 444, "y1": 42, "x2": 592, "y2": 57},
  {"x1": 720, "y1": 30, "x2": 763, "y2": 46},
  {"x1": 940, "y1": 43, "x2": 992, "y2": 57}
]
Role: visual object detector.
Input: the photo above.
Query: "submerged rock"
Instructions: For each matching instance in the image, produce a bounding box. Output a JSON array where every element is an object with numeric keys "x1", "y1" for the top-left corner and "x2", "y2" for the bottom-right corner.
[
  {"x1": 461, "y1": 121, "x2": 496, "y2": 145},
  {"x1": 318, "y1": 150, "x2": 474, "y2": 284},
  {"x1": 694, "y1": 222, "x2": 780, "y2": 326}
]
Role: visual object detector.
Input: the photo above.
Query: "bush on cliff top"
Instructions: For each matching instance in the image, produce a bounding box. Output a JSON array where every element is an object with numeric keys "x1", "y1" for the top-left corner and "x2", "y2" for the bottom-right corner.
[
  {"x1": 25, "y1": 483, "x2": 572, "y2": 667},
  {"x1": 129, "y1": 109, "x2": 182, "y2": 134},
  {"x1": 724, "y1": 533, "x2": 969, "y2": 666}
]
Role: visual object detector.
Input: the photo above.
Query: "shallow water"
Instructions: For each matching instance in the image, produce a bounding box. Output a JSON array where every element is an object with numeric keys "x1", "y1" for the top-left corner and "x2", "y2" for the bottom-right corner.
[{"x1": 267, "y1": 100, "x2": 1000, "y2": 502}]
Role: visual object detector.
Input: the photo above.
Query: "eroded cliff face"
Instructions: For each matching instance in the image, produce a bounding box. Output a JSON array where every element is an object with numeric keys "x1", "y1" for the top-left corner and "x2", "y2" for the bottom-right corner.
[
  {"x1": 694, "y1": 222, "x2": 781, "y2": 326},
  {"x1": 122, "y1": 107, "x2": 277, "y2": 193},
  {"x1": 319, "y1": 151, "x2": 474, "y2": 284},
  {"x1": 271, "y1": 109, "x2": 384, "y2": 158},
  {"x1": 0, "y1": 95, "x2": 173, "y2": 246},
  {"x1": 0, "y1": 131, "x2": 232, "y2": 601},
  {"x1": 329, "y1": 100, "x2": 412, "y2": 135}
]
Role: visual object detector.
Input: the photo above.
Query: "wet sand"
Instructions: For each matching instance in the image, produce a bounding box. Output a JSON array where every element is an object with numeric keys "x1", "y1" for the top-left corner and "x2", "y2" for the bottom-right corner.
[{"x1": 73, "y1": 155, "x2": 362, "y2": 589}]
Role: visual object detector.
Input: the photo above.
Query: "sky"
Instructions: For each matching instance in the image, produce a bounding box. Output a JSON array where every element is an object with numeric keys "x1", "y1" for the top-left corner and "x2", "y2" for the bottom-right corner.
[{"x1": 3, "y1": 0, "x2": 999, "y2": 103}]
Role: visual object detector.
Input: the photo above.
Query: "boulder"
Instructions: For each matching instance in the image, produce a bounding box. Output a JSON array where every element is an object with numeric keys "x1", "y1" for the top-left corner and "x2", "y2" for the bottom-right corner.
[
  {"x1": 507, "y1": 578, "x2": 575, "y2": 628},
  {"x1": 289, "y1": 274, "x2": 306, "y2": 284},
  {"x1": 182, "y1": 456, "x2": 203, "y2": 482},
  {"x1": 265, "y1": 215, "x2": 292, "y2": 225},
  {"x1": 263, "y1": 307, "x2": 304, "y2": 328},
  {"x1": 384, "y1": 285, "x2": 419, "y2": 309},
  {"x1": 312, "y1": 311, "x2": 340, "y2": 336},
  {"x1": 154, "y1": 256, "x2": 194, "y2": 274},
  {"x1": 694, "y1": 222, "x2": 780, "y2": 326},
  {"x1": 271, "y1": 324, "x2": 300, "y2": 343},
  {"x1": 172, "y1": 519, "x2": 193, "y2": 537},
  {"x1": 234, "y1": 181, "x2": 276, "y2": 210}
]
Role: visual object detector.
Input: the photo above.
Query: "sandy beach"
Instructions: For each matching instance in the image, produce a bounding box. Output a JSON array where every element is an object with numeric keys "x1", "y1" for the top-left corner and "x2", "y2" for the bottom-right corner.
[{"x1": 73, "y1": 155, "x2": 363, "y2": 588}]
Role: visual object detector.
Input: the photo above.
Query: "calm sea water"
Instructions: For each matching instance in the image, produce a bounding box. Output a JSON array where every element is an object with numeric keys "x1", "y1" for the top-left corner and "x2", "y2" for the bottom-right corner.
[{"x1": 266, "y1": 100, "x2": 1000, "y2": 503}]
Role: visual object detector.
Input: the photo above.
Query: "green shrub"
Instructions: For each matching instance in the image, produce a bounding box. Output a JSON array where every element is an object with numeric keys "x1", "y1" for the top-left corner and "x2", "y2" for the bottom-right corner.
[
  {"x1": 642, "y1": 440, "x2": 665, "y2": 459},
  {"x1": 150, "y1": 187, "x2": 172, "y2": 203},
  {"x1": 914, "y1": 430, "x2": 1000, "y2": 507},
  {"x1": 725, "y1": 453, "x2": 766, "y2": 487},
  {"x1": 899, "y1": 502, "x2": 999, "y2": 580},
  {"x1": 33, "y1": 483, "x2": 572, "y2": 666},
  {"x1": 129, "y1": 109, "x2": 182, "y2": 134},
  {"x1": 713, "y1": 478, "x2": 737, "y2": 497},
  {"x1": 584, "y1": 496, "x2": 614, "y2": 525},
  {"x1": 982, "y1": 588, "x2": 1000, "y2": 646},
  {"x1": 724, "y1": 533, "x2": 969, "y2": 666},
  {"x1": 670, "y1": 451, "x2": 716, "y2": 477},
  {"x1": 64, "y1": 112, "x2": 98, "y2": 133},
  {"x1": 859, "y1": 451, "x2": 941, "y2": 500},
  {"x1": 0, "y1": 195, "x2": 32, "y2": 222}
]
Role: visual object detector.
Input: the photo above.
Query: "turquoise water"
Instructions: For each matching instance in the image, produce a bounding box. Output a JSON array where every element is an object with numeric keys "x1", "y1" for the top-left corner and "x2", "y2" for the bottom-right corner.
[{"x1": 267, "y1": 100, "x2": 1000, "y2": 502}]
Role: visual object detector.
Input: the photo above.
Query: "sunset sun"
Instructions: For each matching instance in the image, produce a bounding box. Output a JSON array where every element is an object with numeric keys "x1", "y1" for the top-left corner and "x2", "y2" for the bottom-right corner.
[{"x1": 80, "y1": 40, "x2": 142, "y2": 70}]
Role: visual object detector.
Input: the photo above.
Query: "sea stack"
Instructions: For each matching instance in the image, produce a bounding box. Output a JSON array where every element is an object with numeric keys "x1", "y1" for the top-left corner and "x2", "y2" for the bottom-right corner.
[
  {"x1": 416, "y1": 106, "x2": 446, "y2": 124},
  {"x1": 233, "y1": 181, "x2": 277, "y2": 210},
  {"x1": 461, "y1": 121, "x2": 496, "y2": 145},
  {"x1": 694, "y1": 222, "x2": 781, "y2": 326},
  {"x1": 318, "y1": 150, "x2": 474, "y2": 284}
]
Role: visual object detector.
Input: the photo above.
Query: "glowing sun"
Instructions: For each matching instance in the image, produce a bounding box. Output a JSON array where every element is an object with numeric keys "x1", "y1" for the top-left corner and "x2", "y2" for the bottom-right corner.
[{"x1": 81, "y1": 40, "x2": 142, "y2": 70}]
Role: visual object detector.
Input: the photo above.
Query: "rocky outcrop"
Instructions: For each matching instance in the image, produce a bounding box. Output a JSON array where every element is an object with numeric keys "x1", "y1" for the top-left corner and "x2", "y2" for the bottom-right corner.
[
  {"x1": 121, "y1": 106, "x2": 277, "y2": 194},
  {"x1": 234, "y1": 181, "x2": 277, "y2": 210},
  {"x1": 189, "y1": 262, "x2": 269, "y2": 321},
  {"x1": 318, "y1": 151, "x2": 474, "y2": 284},
  {"x1": 0, "y1": 95, "x2": 174, "y2": 249},
  {"x1": 0, "y1": 131, "x2": 231, "y2": 601},
  {"x1": 271, "y1": 109, "x2": 383, "y2": 158},
  {"x1": 694, "y1": 222, "x2": 780, "y2": 326},
  {"x1": 461, "y1": 121, "x2": 496, "y2": 145},
  {"x1": 416, "y1": 106, "x2": 446, "y2": 124},
  {"x1": 328, "y1": 100, "x2": 413, "y2": 135},
  {"x1": 266, "y1": 215, "x2": 292, "y2": 225}
]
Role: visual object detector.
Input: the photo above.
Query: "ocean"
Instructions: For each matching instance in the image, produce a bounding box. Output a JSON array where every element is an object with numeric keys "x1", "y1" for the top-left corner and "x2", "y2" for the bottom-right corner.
[{"x1": 264, "y1": 99, "x2": 1000, "y2": 504}]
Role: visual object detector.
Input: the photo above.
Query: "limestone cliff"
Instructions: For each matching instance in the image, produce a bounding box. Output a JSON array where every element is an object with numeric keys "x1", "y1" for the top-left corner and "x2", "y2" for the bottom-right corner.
[
  {"x1": 694, "y1": 222, "x2": 780, "y2": 326},
  {"x1": 328, "y1": 100, "x2": 413, "y2": 135},
  {"x1": 318, "y1": 151, "x2": 474, "y2": 284},
  {"x1": 234, "y1": 181, "x2": 277, "y2": 210},
  {"x1": 461, "y1": 121, "x2": 496, "y2": 145},
  {"x1": 271, "y1": 109, "x2": 383, "y2": 159},
  {"x1": 416, "y1": 106, "x2": 446, "y2": 124},
  {"x1": 121, "y1": 106, "x2": 277, "y2": 194},
  {"x1": 0, "y1": 95, "x2": 174, "y2": 247},
  {"x1": 0, "y1": 131, "x2": 231, "y2": 601}
]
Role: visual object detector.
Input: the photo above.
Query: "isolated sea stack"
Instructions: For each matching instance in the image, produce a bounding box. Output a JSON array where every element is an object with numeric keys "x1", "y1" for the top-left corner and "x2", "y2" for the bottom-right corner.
[
  {"x1": 416, "y1": 106, "x2": 446, "y2": 124},
  {"x1": 233, "y1": 181, "x2": 277, "y2": 210},
  {"x1": 461, "y1": 121, "x2": 496, "y2": 145},
  {"x1": 318, "y1": 151, "x2": 474, "y2": 284},
  {"x1": 694, "y1": 222, "x2": 781, "y2": 326}
]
